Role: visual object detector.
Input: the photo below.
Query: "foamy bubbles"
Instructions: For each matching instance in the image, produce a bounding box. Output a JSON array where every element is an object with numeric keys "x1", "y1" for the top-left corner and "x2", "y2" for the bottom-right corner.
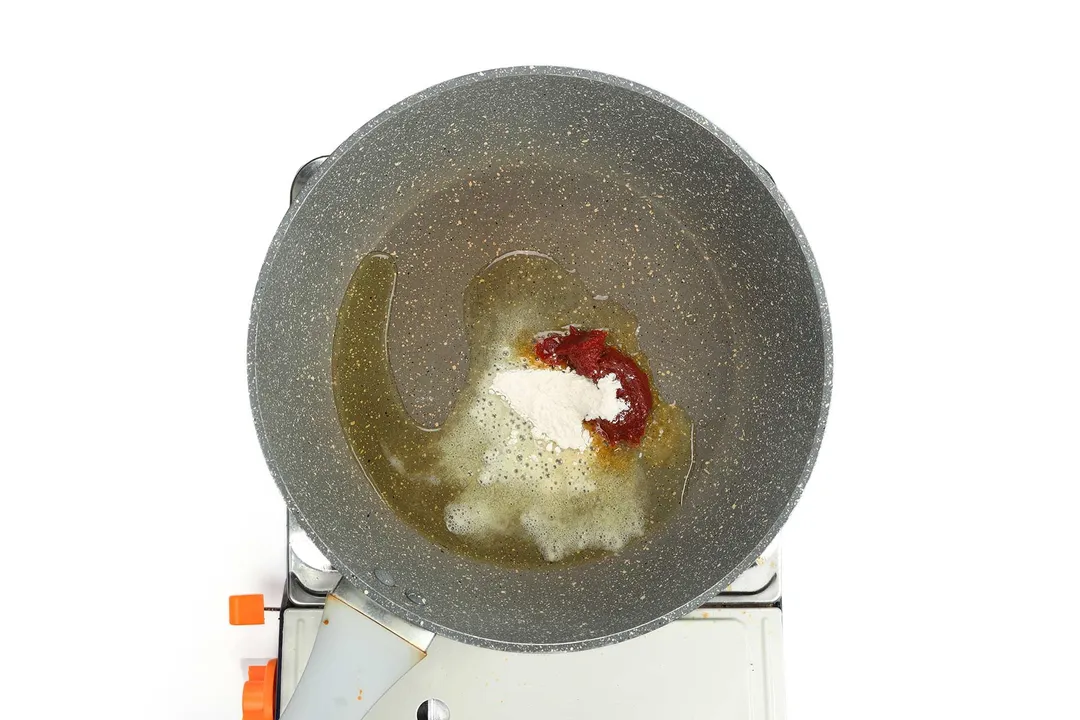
[{"x1": 435, "y1": 350, "x2": 647, "y2": 561}]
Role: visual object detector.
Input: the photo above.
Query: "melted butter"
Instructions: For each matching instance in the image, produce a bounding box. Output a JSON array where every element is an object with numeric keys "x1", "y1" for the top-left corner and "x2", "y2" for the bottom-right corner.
[{"x1": 332, "y1": 251, "x2": 692, "y2": 568}]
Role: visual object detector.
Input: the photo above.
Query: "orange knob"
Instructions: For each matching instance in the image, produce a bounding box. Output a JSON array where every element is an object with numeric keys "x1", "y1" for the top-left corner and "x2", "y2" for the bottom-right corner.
[
  {"x1": 242, "y1": 659, "x2": 277, "y2": 720},
  {"x1": 229, "y1": 594, "x2": 265, "y2": 625}
]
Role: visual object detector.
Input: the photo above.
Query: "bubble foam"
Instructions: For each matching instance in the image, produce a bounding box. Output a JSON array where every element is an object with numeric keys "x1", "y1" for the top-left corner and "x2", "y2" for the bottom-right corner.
[{"x1": 435, "y1": 350, "x2": 646, "y2": 561}]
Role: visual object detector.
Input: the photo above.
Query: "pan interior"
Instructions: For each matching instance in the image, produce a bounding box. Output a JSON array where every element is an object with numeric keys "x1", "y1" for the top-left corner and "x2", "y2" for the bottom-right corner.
[{"x1": 249, "y1": 68, "x2": 828, "y2": 650}]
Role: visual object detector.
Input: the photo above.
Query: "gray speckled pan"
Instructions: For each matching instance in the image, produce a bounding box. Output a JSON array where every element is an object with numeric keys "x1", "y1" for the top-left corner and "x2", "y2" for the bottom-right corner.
[{"x1": 248, "y1": 67, "x2": 831, "y2": 652}]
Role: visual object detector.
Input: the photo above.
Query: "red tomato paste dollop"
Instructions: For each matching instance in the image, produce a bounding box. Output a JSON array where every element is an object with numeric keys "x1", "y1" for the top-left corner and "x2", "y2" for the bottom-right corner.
[{"x1": 534, "y1": 327, "x2": 653, "y2": 446}]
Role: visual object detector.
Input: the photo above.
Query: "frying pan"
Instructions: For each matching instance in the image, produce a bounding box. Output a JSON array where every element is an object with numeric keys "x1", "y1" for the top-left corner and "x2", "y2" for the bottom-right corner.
[{"x1": 249, "y1": 66, "x2": 830, "y2": 713}]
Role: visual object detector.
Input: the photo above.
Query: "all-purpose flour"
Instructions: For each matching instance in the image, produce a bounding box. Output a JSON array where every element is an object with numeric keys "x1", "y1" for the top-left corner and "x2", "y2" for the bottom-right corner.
[{"x1": 489, "y1": 368, "x2": 628, "y2": 450}]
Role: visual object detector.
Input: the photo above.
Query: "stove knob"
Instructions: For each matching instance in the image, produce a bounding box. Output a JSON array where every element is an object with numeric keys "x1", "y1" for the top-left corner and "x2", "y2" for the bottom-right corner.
[
  {"x1": 229, "y1": 594, "x2": 266, "y2": 625},
  {"x1": 242, "y1": 659, "x2": 277, "y2": 720}
]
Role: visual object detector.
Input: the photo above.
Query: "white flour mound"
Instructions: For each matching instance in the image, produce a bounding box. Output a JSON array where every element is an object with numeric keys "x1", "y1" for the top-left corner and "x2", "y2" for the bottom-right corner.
[
  {"x1": 489, "y1": 368, "x2": 627, "y2": 450},
  {"x1": 436, "y1": 351, "x2": 646, "y2": 563}
]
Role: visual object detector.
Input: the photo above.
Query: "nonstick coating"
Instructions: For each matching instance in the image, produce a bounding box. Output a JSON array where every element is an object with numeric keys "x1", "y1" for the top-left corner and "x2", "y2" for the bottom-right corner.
[{"x1": 248, "y1": 67, "x2": 831, "y2": 651}]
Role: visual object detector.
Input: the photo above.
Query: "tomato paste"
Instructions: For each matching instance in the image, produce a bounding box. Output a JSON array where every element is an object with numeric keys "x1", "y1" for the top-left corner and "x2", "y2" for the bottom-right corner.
[{"x1": 534, "y1": 327, "x2": 653, "y2": 446}]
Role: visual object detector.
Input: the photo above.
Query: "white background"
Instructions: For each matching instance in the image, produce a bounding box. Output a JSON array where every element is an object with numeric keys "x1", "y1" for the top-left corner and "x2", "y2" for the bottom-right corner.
[{"x1": 3, "y1": 2, "x2": 1078, "y2": 718}]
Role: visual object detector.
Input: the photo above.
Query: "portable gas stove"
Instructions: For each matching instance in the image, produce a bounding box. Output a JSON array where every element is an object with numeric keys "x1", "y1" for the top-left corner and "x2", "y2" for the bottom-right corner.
[
  {"x1": 229, "y1": 158, "x2": 789, "y2": 720},
  {"x1": 232, "y1": 510, "x2": 785, "y2": 719}
]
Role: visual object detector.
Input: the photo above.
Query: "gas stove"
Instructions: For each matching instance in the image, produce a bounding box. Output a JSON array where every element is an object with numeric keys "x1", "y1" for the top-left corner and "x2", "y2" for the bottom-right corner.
[
  {"x1": 270, "y1": 512, "x2": 786, "y2": 720},
  {"x1": 230, "y1": 157, "x2": 788, "y2": 720}
]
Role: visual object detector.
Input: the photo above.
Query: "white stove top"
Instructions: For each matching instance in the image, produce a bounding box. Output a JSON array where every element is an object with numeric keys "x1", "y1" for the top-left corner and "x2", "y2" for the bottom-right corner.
[
  {"x1": 281, "y1": 604, "x2": 784, "y2": 720},
  {"x1": 271, "y1": 513, "x2": 785, "y2": 720}
]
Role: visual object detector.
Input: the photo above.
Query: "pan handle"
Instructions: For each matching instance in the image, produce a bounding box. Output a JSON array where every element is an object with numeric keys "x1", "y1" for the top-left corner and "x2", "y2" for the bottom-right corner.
[
  {"x1": 280, "y1": 579, "x2": 435, "y2": 719},
  {"x1": 290, "y1": 156, "x2": 329, "y2": 205}
]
